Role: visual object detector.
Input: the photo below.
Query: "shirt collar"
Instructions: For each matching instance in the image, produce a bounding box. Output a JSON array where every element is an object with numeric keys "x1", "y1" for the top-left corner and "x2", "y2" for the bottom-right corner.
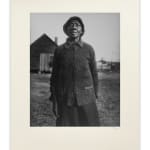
[{"x1": 64, "y1": 38, "x2": 83, "y2": 48}]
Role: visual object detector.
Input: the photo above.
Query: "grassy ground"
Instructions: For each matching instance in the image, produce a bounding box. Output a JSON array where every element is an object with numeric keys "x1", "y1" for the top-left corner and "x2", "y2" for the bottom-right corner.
[{"x1": 30, "y1": 72, "x2": 120, "y2": 126}]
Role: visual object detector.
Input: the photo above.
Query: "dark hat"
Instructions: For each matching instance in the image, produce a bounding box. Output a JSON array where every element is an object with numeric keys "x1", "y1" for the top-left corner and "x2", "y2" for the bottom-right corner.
[{"x1": 63, "y1": 16, "x2": 85, "y2": 37}]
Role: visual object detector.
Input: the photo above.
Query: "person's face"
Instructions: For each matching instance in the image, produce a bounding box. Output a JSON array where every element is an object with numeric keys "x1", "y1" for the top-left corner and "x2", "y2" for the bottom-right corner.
[{"x1": 66, "y1": 20, "x2": 83, "y2": 38}]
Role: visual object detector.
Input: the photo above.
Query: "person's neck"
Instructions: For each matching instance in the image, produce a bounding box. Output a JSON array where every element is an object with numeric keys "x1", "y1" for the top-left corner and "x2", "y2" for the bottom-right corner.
[{"x1": 69, "y1": 37, "x2": 80, "y2": 42}]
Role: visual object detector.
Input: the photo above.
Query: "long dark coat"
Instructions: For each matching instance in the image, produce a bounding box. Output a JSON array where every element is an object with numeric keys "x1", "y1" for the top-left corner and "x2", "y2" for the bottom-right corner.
[{"x1": 50, "y1": 40, "x2": 99, "y2": 126}]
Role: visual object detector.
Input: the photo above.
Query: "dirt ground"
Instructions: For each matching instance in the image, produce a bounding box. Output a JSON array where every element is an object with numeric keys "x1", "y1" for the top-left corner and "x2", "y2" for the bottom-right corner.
[{"x1": 30, "y1": 72, "x2": 120, "y2": 126}]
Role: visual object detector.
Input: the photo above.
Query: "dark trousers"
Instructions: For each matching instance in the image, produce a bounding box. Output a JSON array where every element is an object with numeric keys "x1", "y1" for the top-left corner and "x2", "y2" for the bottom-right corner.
[{"x1": 56, "y1": 102, "x2": 100, "y2": 126}]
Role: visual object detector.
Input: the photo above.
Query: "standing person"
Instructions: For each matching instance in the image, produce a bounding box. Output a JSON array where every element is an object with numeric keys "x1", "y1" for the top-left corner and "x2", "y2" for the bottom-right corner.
[{"x1": 50, "y1": 16, "x2": 100, "y2": 126}]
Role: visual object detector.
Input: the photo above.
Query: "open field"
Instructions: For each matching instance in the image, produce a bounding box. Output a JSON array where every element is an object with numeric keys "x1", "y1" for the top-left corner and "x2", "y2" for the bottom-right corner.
[{"x1": 30, "y1": 72, "x2": 120, "y2": 126}]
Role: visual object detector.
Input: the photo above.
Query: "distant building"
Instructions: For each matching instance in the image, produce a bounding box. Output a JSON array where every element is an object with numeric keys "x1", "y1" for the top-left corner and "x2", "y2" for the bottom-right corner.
[
  {"x1": 30, "y1": 34, "x2": 58, "y2": 73},
  {"x1": 97, "y1": 60, "x2": 120, "y2": 72},
  {"x1": 110, "y1": 62, "x2": 120, "y2": 72}
]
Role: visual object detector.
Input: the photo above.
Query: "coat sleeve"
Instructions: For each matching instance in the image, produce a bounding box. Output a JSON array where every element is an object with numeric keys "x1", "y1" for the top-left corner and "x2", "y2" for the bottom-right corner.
[
  {"x1": 89, "y1": 46, "x2": 99, "y2": 99},
  {"x1": 50, "y1": 48, "x2": 59, "y2": 102}
]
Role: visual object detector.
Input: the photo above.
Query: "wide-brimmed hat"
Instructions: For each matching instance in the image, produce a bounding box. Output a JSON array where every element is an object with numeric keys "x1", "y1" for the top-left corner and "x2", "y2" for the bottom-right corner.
[{"x1": 63, "y1": 16, "x2": 85, "y2": 37}]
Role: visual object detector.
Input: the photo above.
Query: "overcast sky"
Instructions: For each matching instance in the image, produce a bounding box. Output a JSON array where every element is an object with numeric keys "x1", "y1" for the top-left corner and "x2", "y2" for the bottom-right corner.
[{"x1": 30, "y1": 13, "x2": 120, "y2": 61}]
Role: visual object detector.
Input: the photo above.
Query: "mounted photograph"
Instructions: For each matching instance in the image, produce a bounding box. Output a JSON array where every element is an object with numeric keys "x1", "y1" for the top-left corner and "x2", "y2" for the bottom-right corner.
[{"x1": 30, "y1": 13, "x2": 120, "y2": 127}]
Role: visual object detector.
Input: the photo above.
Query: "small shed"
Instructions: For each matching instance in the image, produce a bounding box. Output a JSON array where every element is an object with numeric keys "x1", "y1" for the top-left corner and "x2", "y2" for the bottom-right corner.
[{"x1": 30, "y1": 34, "x2": 58, "y2": 73}]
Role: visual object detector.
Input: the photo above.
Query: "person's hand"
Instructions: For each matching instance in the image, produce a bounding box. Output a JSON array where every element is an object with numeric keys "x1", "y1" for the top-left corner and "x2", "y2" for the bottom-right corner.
[
  {"x1": 49, "y1": 94, "x2": 59, "y2": 118},
  {"x1": 52, "y1": 101, "x2": 58, "y2": 117}
]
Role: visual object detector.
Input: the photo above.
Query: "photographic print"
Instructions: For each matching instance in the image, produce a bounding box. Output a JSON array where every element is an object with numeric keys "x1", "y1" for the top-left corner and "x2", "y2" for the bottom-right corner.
[
  {"x1": 30, "y1": 13, "x2": 120, "y2": 126},
  {"x1": 11, "y1": 0, "x2": 139, "y2": 149}
]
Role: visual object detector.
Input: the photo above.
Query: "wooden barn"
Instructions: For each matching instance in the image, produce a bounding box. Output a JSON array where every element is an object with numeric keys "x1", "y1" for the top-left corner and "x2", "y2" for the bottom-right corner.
[{"x1": 30, "y1": 34, "x2": 58, "y2": 73}]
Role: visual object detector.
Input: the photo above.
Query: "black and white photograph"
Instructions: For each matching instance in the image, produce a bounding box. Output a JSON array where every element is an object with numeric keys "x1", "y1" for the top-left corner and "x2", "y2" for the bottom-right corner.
[{"x1": 30, "y1": 13, "x2": 120, "y2": 126}]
